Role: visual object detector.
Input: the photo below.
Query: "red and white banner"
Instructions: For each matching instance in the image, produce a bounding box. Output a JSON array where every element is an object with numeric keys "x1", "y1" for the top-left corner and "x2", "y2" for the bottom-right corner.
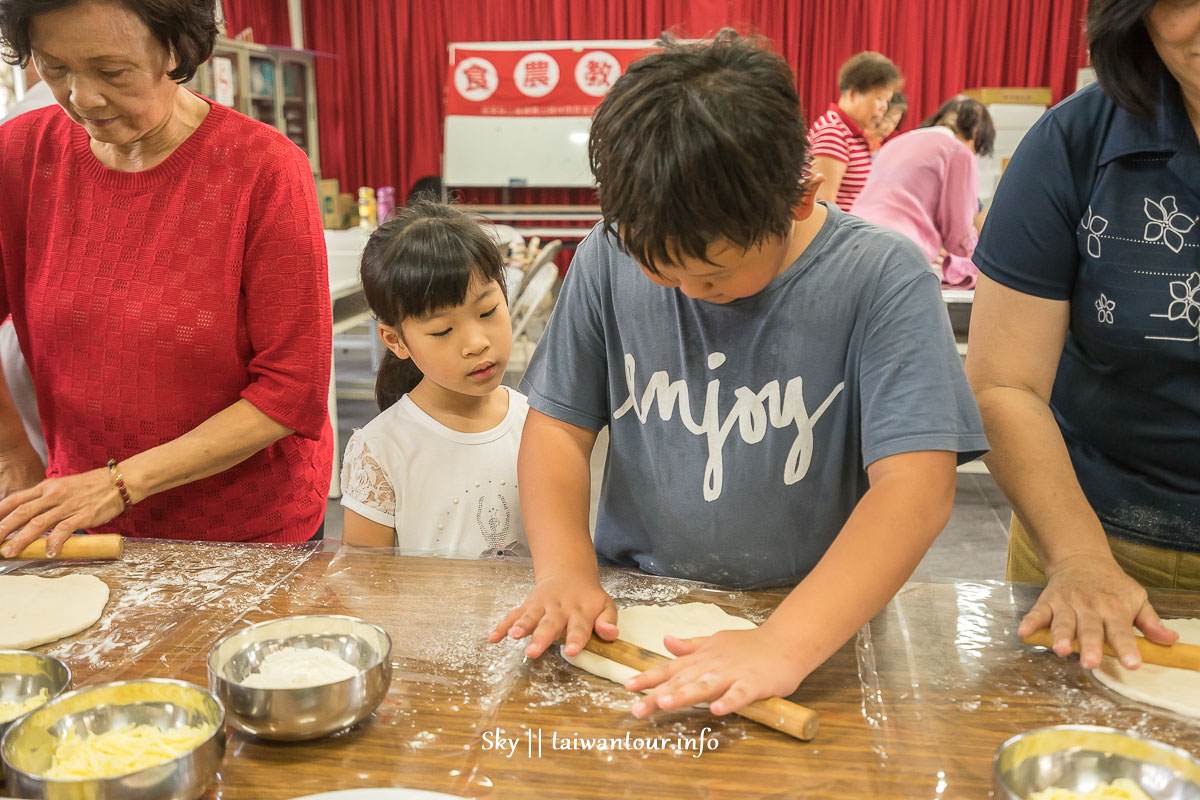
[{"x1": 446, "y1": 41, "x2": 656, "y2": 117}]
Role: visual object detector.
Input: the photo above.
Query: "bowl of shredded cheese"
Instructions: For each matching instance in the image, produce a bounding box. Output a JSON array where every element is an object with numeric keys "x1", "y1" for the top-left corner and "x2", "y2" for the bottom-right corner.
[
  {"x1": 0, "y1": 678, "x2": 225, "y2": 799},
  {"x1": 994, "y1": 725, "x2": 1200, "y2": 800},
  {"x1": 0, "y1": 652, "x2": 71, "y2": 737},
  {"x1": 207, "y1": 614, "x2": 392, "y2": 741}
]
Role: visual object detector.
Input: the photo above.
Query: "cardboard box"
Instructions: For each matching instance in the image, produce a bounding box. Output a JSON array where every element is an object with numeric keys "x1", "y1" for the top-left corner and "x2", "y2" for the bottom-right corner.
[
  {"x1": 339, "y1": 193, "x2": 359, "y2": 228},
  {"x1": 318, "y1": 178, "x2": 341, "y2": 228},
  {"x1": 964, "y1": 86, "x2": 1052, "y2": 106}
]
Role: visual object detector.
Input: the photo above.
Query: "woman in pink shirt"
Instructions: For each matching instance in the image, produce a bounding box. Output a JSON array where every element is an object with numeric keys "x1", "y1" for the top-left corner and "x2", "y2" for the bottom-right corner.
[{"x1": 851, "y1": 96, "x2": 995, "y2": 288}]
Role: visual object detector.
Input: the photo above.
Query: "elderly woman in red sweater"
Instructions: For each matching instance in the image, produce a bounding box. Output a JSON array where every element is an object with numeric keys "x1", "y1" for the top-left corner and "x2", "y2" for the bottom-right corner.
[{"x1": 0, "y1": 0, "x2": 331, "y2": 555}]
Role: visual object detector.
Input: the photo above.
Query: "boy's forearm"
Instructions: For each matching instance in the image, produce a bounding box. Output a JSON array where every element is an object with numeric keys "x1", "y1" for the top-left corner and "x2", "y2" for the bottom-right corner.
[
  {"x1": 761, "y1": 452, "x2": 956, "y2": 677},
  {"x1": 517, "y1": 411, "x2": 600, "y2": 580}
]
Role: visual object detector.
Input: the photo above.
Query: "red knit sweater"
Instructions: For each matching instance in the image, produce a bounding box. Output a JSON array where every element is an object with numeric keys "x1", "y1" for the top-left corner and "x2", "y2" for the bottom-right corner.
[{"x1": 0, "y1": 100, "x2": 332, "y2": 543}]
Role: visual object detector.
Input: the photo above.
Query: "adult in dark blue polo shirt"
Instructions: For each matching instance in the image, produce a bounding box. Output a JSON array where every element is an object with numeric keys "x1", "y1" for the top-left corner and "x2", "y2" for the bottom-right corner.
[{"x1": 967, "y1": 0, "x2": 1199, "y2": 674}]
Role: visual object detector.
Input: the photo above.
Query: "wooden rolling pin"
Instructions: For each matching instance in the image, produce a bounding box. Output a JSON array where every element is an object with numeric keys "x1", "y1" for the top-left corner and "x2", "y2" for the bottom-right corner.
[
  {"x1": 4, "y1": 534, "x2": 123, "y2": 561},
  {"x1": 1022, "y1": 627, "x2": 1200, "y2": 671},
  {"x1": 581, "y1": 634, "x2": 820, "y2": 741}
]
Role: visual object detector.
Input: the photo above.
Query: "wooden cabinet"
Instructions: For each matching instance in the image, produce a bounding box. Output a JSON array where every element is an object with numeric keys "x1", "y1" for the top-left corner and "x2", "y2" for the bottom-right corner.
[{"x1": 192, "y1": 39, "x2": 320, "y2": 176}]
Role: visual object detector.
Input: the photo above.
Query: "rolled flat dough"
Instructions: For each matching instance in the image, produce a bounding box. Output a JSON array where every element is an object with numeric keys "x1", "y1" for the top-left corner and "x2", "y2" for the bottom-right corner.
[
  {"x1": 0, "y1": 574, "x2": 110, "y2": 649},
  {"x1": 1093, "y1": 618, "x2": 1200, "y2": 717},
  {"x1": 562, "y1": 602, "x2": 757, "y2": 685}
]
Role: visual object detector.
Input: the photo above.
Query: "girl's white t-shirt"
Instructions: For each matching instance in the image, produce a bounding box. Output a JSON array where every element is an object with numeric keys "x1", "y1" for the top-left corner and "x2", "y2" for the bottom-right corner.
[{"x1": 340, "y1": 388, "x2": 529, "y2": 558}]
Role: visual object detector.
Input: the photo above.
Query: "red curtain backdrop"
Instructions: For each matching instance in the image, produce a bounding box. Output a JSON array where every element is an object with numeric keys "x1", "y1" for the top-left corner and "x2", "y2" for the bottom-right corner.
[
  {"x1": 221, "y1": 0, "x2": 291, "y2": 46},
  {"x1": 282, "y1": 0, "x2": 1089, "y2": 201}
]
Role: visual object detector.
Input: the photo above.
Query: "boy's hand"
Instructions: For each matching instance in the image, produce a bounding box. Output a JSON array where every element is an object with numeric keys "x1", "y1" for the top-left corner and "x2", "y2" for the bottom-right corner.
[
  {"x1": 624, "y1": 627, "x2": 807, "y2": 717},
  {"x1": 488, "y1": 575, "x2": 619, "y2": 658}
]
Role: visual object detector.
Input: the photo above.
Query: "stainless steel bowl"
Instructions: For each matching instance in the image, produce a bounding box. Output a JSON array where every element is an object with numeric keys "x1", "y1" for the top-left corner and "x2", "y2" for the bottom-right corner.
[
  {"x1": 207, "y1": 614, "x2": 392, "y2": 741},
  {"x1": 0, "y1": 678, "x2": 225, "y2": 800},
  {"x1": 994, "y1": 725, "x2": 1200, "y2": 799},
  {"x1": 0, "y1": 652, "x2": 71, "y2": 738}
]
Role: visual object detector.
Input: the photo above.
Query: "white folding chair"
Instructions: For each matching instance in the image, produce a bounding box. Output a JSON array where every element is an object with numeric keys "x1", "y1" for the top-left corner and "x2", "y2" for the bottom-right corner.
[{"x1": 506, "y1": 259, "x2": 560, "y2": 383}]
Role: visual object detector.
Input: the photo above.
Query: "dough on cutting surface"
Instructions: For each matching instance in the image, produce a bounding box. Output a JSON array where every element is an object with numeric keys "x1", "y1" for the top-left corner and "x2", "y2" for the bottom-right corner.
[
  {"x1": 0, "y1": 574, "x2": 109, "y2": 649},
  {"x1": 1092, "y1": 618, "x2": 1200, "y2": 718},
  {"x1": 562, "y1": 602, "x2": 757, "y2": 685}
]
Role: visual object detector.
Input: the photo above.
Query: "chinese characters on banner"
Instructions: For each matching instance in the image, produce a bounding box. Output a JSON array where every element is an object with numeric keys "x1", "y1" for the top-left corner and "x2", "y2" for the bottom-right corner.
[{"x1": 446, "y1": 44, "x2": 655, "y2": 117}]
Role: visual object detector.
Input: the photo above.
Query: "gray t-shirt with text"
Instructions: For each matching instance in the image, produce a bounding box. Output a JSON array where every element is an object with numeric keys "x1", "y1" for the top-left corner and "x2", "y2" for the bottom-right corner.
[{"x1": 520, "y1": 205, "x2": 987, "y2": 588}]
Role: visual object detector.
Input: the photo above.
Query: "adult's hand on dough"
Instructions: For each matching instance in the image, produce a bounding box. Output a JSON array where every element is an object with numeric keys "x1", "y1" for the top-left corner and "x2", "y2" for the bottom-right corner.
[
  {"x1": 487, "y1": 575, "x2": 618, "y2": 659},
  {"x1": 0, "y1": 468, "x2": 125, "y2": 558},
  {"x1": 1017, "y1": 552, "x2": 1178, "y2": 670},
  {"x1": 626, "y1": 627, "x2": 804, "y2": 718},
  {"x1": 0, "y1": 444, "x2": 46, "y2": 503}
]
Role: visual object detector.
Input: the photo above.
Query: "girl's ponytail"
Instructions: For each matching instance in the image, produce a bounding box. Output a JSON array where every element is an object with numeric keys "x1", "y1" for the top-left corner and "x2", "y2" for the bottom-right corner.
[{"x1": 375, "y1": 350, "x2": 422, "y2": 412}]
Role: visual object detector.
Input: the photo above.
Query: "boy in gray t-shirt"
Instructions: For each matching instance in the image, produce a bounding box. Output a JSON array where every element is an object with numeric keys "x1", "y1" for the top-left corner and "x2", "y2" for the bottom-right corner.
[{"x1": 491, "y1": 32, "x2": 987, "y2": 720}]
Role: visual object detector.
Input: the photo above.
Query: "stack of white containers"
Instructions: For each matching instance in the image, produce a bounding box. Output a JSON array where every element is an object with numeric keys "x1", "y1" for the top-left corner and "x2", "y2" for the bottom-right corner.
[
  {"x1": 976, "y1": 102, "x2": 1050, "y2": 209},
  {"x1": 974, "y1": 69, "x2": 1098, "y2": 210}
]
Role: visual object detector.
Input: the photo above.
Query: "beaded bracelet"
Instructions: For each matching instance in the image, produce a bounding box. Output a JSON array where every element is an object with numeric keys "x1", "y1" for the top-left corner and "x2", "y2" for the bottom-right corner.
[{"x1": 107, "y1": 458, "x2": 133, "y2": 509}]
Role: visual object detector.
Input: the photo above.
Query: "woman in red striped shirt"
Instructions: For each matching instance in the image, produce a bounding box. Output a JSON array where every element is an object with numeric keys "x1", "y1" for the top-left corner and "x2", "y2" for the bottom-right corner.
[
  {"x1": 808, "y1": 52, "x2": 903, "y2": 211},
  {"x1": 0, "y1": 0, "x2": 332, "y2": 554}
]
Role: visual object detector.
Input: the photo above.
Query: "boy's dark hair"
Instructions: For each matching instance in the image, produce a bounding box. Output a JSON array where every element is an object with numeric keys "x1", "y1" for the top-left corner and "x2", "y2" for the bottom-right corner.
[
  {"x1": 837, "y1": 51, "x2": 902, "y2": 94},
  {"x1": 1087, "y1": 0, "x2": 1163, "y2": 119},
  {"x1": 589, "y1": 29, "x2": 811, "y2": 274},
  {"x1": 0, "y1": 0, "x2": 217, "y2": 83},
  {"x1": 920, "y1": 95, "x2": 996, "y2": 158},
  {"x1": 360, "y1": 200, "x2": 507, "y2": 410}
]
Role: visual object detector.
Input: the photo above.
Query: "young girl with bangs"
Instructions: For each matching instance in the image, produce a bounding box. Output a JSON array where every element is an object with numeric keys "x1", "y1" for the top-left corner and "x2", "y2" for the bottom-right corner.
[{"x1": 340, "y1": 201, "x2": 528, "y2": 558}]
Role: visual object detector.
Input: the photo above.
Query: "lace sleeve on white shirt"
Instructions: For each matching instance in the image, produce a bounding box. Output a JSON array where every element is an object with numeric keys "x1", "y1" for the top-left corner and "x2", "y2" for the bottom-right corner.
[{"x1": 341, "y1": 431, "x2": 396, "y2": 518}]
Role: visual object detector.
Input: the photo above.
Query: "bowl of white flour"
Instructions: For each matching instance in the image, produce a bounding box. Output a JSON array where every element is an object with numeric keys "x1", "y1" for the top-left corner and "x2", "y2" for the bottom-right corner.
[{"x1": 207, "y1": 615, "x2": 392, "y2": 741}]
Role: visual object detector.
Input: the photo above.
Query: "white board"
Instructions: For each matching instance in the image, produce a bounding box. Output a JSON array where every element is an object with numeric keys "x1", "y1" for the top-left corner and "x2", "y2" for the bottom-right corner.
[{"x1": 443, "y1": 115, "x2": 595, "y2": 188}]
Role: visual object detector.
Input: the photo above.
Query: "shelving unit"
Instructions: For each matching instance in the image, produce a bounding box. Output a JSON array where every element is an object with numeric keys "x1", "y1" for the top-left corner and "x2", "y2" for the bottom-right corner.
[{"x1": 191, "y1": 38, "x2": 320, "y2": 178}]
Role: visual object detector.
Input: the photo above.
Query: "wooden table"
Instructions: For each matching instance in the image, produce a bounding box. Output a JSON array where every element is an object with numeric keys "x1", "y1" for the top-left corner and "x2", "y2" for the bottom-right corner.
[{"x1": 32, "y1": 542, "x2": 1200, "y2": 799}]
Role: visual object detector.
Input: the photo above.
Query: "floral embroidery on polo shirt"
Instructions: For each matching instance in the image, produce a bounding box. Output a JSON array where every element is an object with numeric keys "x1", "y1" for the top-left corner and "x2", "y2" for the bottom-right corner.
[
  {"x1": 1081, "y1": 206, "x2": 1108, "y2": 258},
  {"x1": 1143, "y1": 196, "x2": 1196, "y2": 254},
  {"x1": 1095, "y1": 293, "x2": 1115, "y2": 324},
  {"x1": 1147, "y1": 271, "x2": 1200, "y2": 344},
  {"x1": 1167, "y1": 273, "x2": 1200, "y2": 326}
]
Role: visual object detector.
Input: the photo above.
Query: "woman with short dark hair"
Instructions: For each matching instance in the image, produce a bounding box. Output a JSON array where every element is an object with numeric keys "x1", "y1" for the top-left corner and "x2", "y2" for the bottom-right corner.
[
  {"x1": 851, "y1": 95, "x2": 994, "y2": 288},
  {"x1": 967, "y1": 0, "x2": 1200, "y2": 671},
  {"x1": 0, "y1": 0, "x2": 332, "y2": 553},
  {"x1": 808, "y1": 51, "x2": 903, "y2": 211}
]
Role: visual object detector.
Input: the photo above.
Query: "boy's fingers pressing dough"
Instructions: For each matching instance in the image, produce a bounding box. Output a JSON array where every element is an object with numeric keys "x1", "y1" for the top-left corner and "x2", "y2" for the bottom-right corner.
[
  {"x1": 526, "y1": 611, "x2": 568, "y2": 658},
  {"x1": 563, "y1": 615, "x2": 597, "y2": 656},
  {"x1": 487, "y1": 607, "x2": 525, "y2": 642},
  {"x1": 710, "y1": 681, "x2": 754, "y2": 716},
  {"x1": 595, "y1": 598, "x2": 620, "y2": 639}
]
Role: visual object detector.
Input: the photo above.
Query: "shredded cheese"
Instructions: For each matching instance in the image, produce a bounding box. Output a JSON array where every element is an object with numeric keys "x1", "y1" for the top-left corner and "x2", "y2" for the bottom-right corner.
[
  {"x1": 0, "y1": 688, "x2": 49, "y2": 723},
  {"x1": 1028, "y1": 779, "x2": 1154, "y2": 800},
  {"x1": 44, "y1": 722, "x2": 214, "y2": 779}
]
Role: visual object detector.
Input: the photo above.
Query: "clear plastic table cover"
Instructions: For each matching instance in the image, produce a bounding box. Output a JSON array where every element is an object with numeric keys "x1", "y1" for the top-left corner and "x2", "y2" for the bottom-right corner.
[
  {"x1": 24, "y1": 542, "x2": 1200, "y2": 799},
  {"x1": 35, "y1": 540, "x2": 319, "y2": 685}
]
